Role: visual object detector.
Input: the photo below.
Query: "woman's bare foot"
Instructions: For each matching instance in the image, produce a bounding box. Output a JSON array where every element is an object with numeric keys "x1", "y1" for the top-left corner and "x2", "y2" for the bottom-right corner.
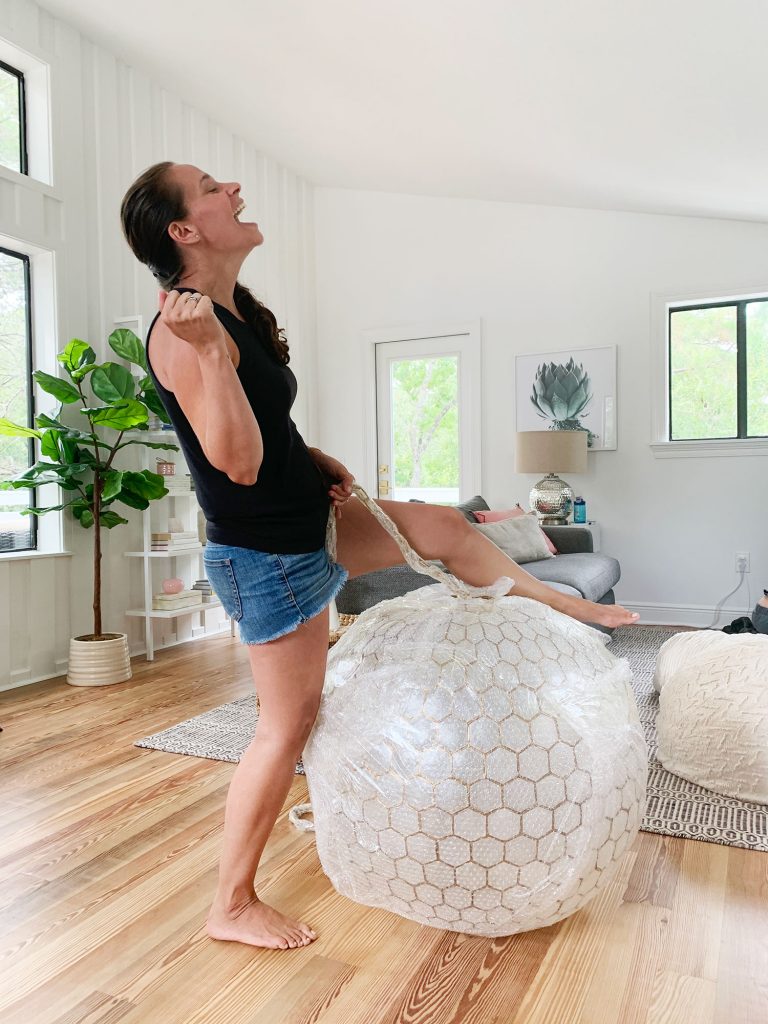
[
  {"x1": 591, "y1": 602, "x2": 640, "y2": 628},
  {"x1": 563, "y1": 596, "x2": 640, "y2": 629},
  {"x1": 207, "y1": 894, "x2": 317, "y2": 950}
]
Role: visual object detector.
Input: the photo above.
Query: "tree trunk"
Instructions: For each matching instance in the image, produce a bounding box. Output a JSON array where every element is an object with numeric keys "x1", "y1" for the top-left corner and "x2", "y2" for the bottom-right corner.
[{"x1": 93, "y1": 475, "x2": 102, "y2": 637}]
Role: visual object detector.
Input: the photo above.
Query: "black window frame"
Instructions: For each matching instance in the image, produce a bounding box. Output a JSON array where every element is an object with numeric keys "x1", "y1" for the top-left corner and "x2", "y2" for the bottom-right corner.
[
  {"x1": 0, "y1": 244, "x2": 37, "y2": 553},
  {"x1": 0, "y1": 58, "x2": 29, "y2": 176},
  {"x1": 668, "y1": 296, "x2": 768, "y2": 442}
]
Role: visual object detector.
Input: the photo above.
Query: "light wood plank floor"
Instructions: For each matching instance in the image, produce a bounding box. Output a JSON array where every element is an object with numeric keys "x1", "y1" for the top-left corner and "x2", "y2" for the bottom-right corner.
[{"x1": 1, "y1": 631, "x2": 766, "y2": 1024}]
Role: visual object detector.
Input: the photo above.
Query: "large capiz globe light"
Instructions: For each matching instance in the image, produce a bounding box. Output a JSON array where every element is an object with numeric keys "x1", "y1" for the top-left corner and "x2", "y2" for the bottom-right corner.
[{"x1": 302, "y1": 488, "x2": 647, "y2": 937}]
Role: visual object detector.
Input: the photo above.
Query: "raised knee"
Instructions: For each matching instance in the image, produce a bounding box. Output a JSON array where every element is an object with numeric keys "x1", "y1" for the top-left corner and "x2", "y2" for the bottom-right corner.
[{"x1": 442, "y1": 505, "x2": 473, "y2": 544}]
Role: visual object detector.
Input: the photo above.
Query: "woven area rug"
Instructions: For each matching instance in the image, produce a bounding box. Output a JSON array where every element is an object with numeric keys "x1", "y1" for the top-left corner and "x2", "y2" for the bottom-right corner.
[{"x1": 135, "y1": 624, "x2": 768, "y2": 852}]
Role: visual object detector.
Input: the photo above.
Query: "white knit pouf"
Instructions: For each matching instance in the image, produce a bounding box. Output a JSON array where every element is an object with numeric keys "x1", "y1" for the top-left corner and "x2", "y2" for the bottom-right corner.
[{"x1": 654, "y1": 630, "x2": 768, "y2": 804}]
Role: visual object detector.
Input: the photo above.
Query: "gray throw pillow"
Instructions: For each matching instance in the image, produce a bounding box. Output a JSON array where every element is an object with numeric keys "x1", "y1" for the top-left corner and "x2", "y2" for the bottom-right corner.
[
  {"x1": 454, "y1": 495, "x2": 490, "y2": 523},
  {"x1": 473, "y1": 515, "x2": 555, "y2": 564}
]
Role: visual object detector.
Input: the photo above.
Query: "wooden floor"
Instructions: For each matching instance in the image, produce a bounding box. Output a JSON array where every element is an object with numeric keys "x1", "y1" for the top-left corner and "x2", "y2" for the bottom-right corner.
[{"x1": 1, "y1": 632, "x2": 766, "y2": 1024}]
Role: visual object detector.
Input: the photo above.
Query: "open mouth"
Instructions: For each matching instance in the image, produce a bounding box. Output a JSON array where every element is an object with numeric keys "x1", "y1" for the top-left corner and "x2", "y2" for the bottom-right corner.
[{"x1": 233, "y1": 200, "x2": 246, "y2": 220}]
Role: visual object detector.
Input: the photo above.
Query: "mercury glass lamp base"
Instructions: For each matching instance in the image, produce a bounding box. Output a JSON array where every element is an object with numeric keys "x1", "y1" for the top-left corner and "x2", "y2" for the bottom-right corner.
[{"x1": 529, "y1": 473, "x2": 574, "y2": 525}]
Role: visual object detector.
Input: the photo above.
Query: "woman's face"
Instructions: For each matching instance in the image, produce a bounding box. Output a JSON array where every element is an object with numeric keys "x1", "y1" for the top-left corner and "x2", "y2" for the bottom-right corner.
[{"x1": 166, "y1": 163, "x2": 264, "y2": 257}]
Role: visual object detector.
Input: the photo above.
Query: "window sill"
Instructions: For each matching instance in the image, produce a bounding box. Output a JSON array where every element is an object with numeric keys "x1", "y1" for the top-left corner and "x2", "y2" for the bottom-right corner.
[
  {"x1": 0, "y1": 162, "x2": 60, "y2": 199},
  {"x1": 0, "y1": 549, "x2": 73, "y2": 561},
  {"x1": 650, "y1": 439, "x2": 768, "y2": 458}
]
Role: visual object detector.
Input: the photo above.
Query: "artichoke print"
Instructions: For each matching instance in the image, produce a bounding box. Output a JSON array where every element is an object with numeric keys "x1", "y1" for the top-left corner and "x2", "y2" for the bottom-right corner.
[{"x1": 530, "y1": 358, "x2": 599, "y2": 447}]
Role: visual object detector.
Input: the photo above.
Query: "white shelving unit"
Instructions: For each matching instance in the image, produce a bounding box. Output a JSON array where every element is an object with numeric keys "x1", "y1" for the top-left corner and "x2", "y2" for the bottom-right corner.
[{"x1": 124, "y1": 429, "x2": 233, "y2": 660}]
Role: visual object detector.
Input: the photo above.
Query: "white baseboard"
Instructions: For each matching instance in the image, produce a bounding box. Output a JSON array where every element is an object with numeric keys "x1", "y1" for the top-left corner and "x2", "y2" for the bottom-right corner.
[
  {"x1": 0, "y1": 624, "x2": 233, "y2": 692},
  {"x1": 129, "y1": 624, "x2": 232, "y2": 659},
  {"x1": 4, "y1": 663, "x2": 69, "y2": 691},
  {"x1": 622, "y1": 601, "x2": 756, "y2": 629},
  {"x1": 9, "y1": 666, "x2": 32, "y2": 688}
]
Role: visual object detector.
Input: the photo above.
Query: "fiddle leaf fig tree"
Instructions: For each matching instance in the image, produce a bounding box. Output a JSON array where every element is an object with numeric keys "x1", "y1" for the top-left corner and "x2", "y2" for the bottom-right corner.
[{"x1": 0, "y1": 329, "x2": 179, "y2": 639}]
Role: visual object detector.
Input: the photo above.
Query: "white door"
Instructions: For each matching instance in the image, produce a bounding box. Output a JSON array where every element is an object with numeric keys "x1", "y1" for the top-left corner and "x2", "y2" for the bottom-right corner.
[{"x1": 373, "y1": 327, "x2": 481, "y2": 503}]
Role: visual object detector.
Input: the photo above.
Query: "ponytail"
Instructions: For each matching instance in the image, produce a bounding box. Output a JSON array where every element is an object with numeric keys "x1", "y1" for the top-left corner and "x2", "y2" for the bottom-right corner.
[{"x1": 233, "y1": 282, "x2": 290, "y2": 365}]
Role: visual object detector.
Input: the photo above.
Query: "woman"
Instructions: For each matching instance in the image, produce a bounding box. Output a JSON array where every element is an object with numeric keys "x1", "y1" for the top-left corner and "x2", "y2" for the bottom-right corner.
[{"x1": 120, "y1": 161, "x2": 640, "y2": 952}]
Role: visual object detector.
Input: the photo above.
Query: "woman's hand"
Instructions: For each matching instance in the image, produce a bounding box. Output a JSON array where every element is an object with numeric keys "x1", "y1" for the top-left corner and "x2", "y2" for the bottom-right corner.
[
  {"x1": 309, "y1": 449, "x2": 355, "y2": 518},
  {"x1": 158, "y1": 290, "x2": 228, "y2": 357}
]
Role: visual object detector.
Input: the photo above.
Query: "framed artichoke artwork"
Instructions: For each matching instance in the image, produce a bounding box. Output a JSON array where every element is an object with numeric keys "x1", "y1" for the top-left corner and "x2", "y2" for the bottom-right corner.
[{"x1": 515, "y1": 345, "x2": 617, "y2": 451}]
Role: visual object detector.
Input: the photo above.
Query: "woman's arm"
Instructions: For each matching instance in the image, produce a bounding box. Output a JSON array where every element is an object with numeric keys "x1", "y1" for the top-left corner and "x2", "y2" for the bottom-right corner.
[{"x1": 158, "y1": 290, "x2": 263, "y2": 485}]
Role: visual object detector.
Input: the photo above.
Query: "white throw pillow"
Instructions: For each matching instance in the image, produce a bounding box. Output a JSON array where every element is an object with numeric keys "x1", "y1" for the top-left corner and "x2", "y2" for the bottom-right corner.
[{"x1": 473, "y1": 514, "x2": 555, "y2": 563}]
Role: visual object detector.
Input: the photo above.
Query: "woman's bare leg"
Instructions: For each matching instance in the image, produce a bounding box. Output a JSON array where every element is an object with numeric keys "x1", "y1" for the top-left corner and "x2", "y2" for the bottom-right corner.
[
  {"x1": 336, "y1": 497, "x2": 639, "y2": 629},
  {"x1": 206, "y1": 604, "x2": 330, "y2": 949}
]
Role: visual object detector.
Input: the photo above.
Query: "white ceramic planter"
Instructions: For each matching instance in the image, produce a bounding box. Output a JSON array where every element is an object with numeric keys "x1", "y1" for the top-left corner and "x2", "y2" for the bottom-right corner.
[{"x1": 67, "y1": 632, "x2": 132, "y2": 687}]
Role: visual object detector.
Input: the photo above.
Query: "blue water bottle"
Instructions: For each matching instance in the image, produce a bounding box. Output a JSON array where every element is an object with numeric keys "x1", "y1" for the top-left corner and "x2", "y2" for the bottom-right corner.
[{"x1": 573, "y1": 496, "x2": 586, "y2": 524}]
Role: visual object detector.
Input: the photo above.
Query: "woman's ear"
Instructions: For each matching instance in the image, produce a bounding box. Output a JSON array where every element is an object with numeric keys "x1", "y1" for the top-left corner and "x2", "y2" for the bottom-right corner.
[{"x1": 168, "y1": 221, "x2": 198, "y2": 246}]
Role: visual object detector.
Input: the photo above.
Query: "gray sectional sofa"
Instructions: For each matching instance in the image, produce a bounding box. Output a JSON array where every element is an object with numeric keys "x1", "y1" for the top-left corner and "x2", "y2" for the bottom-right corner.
[{"x1": 335, "y1": 494, "x2": 621, "y2": 635}]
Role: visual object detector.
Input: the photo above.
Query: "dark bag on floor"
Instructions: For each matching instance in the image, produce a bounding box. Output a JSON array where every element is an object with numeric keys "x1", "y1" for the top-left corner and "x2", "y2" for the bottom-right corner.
[{"x1": 722, "y1": 615, "x2": 758, "y2": 634}]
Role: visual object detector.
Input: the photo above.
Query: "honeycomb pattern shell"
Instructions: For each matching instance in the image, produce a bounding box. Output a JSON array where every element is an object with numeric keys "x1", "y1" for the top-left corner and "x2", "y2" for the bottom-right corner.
[{"x1": 303, "y1": 583, "x2": 648, "y2": 936}]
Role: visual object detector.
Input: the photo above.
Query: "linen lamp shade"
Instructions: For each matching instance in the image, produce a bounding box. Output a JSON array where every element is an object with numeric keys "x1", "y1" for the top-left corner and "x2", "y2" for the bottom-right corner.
[{"x1": 515, "y1": 431, "x2": 588, "y2": 474}]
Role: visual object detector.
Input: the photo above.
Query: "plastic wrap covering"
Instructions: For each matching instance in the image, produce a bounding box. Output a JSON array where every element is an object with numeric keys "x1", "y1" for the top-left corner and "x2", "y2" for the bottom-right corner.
[{"x1": 302, "y1": 486, "x2": 647, "y2": 936}]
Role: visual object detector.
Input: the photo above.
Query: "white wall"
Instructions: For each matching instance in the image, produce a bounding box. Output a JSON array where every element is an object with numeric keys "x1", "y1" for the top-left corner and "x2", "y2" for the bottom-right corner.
[
  {"x1": 313, "y1": 188, "x2": 768, "y2": 625},
  {"x1": 0, "y1": 0, "x2": 317, "y2": 689}
]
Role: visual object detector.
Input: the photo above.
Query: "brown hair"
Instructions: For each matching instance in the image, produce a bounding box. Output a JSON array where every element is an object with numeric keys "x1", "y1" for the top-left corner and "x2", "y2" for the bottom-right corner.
[{"x1": 119, "y1": 161, "x2": 289, "y2": 364}]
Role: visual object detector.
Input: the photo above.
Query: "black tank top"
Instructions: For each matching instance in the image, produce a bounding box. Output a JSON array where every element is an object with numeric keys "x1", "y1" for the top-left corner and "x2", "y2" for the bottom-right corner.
[{"x1": 145, "y1": 290, "x2": 332, "y2": 554}]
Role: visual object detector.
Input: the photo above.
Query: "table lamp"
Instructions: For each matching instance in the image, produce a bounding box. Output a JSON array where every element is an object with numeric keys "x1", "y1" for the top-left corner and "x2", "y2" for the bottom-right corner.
[{"x1": 515, "y1": 430, "x2": 588, "y2": 524}]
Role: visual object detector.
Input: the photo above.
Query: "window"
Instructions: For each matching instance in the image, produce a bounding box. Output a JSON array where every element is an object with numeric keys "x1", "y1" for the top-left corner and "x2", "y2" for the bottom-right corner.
[
  {"x1": 0, "y1": 59, "x2": 27, "y2": 175},
  {"x1": 0, "y1": 246, "x2": 36, "y2": 553},
  {"x1": 668, "y1": 297, "x2": 768, "y2": 441}
]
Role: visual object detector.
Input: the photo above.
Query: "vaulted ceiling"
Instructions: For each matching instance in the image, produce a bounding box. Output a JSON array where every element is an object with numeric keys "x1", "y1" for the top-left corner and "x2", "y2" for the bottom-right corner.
[{"x1": 38, "y1": 0, "x2": 768, "y2": 221}]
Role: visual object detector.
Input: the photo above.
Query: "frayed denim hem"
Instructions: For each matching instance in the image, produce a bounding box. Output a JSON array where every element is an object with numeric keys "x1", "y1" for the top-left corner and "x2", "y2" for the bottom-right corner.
[{"x1": 239, "y1": 562, "x2": 349, "y2": 646}]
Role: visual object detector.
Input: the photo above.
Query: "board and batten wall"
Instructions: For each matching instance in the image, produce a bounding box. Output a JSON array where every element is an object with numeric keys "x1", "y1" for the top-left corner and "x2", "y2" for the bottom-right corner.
[
  {"x1": 0, "y1": 0, "x2": 318, "y2": 690},
  {"x1": 313, "y1": 187, "x2": 768, "y2": 626}
]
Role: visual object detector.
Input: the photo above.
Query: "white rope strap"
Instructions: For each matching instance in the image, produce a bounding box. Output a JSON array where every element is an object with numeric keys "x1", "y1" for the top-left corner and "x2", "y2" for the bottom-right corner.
[
  {"x1": 326, "y1": 483, "x2": 485, "y2": 599},
  {"x1": 288, "y1": 802, "x2": 315, "y2": 832}
]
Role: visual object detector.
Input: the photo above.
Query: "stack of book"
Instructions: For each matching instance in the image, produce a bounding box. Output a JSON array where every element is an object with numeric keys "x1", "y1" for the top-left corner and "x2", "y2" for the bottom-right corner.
[
  {"x1": 151, "y1": 530, "x2": 200, "y2": 552},
  {"x1": 192, "y1": 579, "x2": 215, "y2": 602},
  {"x1": 152, "y1": 590, "x2": 203, "y2": 611}
]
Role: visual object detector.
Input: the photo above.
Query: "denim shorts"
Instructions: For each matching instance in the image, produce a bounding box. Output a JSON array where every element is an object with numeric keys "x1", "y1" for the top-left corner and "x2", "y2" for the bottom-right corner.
[{"x1": 202, "y1": 541, "x2": 349, "y2": 644}]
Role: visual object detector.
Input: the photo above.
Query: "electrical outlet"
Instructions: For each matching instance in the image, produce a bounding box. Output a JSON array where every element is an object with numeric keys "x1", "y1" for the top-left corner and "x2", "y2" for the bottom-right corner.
[{"x1": 735, "y1": 552, "x2": 751, "y2": 573}]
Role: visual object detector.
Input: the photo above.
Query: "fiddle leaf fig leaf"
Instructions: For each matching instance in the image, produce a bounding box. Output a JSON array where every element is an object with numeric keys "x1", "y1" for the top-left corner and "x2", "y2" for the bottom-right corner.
[
  {"x1": 85, "y1": 399, "x2": 148, "y2": 431},
  {"x1": 0, "y1": 417, "x2": 41, "y2": 439},
  {"x1": 108, "y1": 328, "x2": 147, "y2": 370},
  {"x1": 58, "y1": 340, "x2": 96, "y2": 376},
  {"x1": 33, "y1": 370, "x2": 81, "y2": 404},
  {"x1": 91, "y1": 363, "x2": 136, "y2": 404}
]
